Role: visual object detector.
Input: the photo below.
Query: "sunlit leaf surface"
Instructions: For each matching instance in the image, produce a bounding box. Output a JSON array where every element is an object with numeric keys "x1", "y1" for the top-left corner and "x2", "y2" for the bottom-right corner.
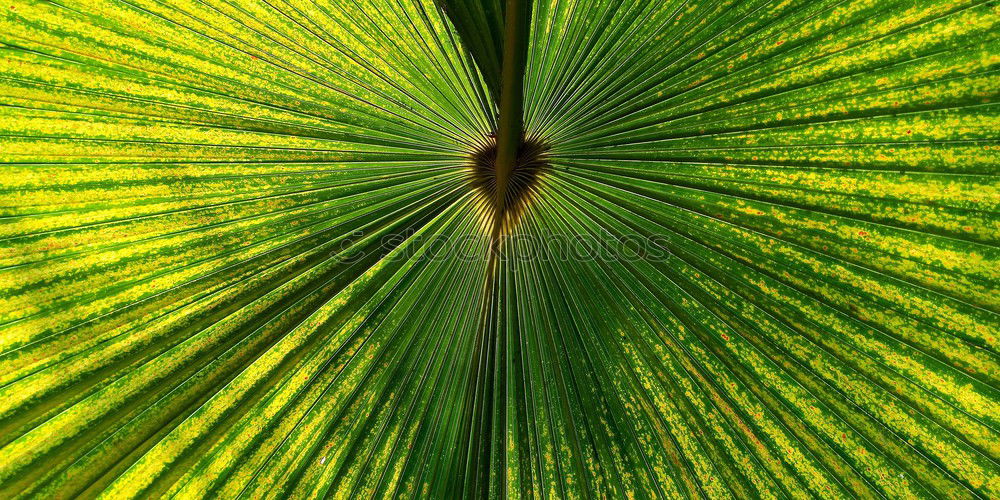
[{"x1": 1, "y1": 0, "x2": 997, "y2": 497}]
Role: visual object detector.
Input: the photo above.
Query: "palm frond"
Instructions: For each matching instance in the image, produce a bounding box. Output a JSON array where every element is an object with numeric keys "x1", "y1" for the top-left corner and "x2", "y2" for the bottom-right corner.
[{"x1": 0, "y1": 0, "x2": 997, "y2": 498}]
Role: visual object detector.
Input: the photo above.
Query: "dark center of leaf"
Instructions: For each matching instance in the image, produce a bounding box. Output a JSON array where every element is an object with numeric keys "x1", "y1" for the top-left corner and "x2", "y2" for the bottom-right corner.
[{"x1": 469, "y1": 134, "x2": 550, "y2": 234}]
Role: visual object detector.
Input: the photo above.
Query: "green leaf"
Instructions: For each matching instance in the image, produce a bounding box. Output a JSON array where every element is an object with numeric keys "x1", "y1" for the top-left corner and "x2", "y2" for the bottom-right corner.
[
  {"x1": 0, "y1": 0, "x2": 997, "y2": 498},
  {"x1": 435, "y1": 0, "x2": 505, "y2": 104}
]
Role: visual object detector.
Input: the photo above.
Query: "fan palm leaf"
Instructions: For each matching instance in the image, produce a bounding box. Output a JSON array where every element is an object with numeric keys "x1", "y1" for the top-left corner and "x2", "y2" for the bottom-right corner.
[{"x1": 0, "y1": 0, "x2": 997, "y2": 497}]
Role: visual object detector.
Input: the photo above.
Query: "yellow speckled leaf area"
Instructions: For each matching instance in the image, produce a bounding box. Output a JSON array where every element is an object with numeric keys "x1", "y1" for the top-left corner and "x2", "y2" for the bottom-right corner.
[{"x1": 0, "y1": 0, "x2": 997, "y2": 498}]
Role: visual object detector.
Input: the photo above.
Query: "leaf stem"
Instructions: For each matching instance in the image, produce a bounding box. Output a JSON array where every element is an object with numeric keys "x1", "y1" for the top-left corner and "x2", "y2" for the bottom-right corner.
[{"x1": 493, "y1": 0, "x2": 531, "y2": 224}]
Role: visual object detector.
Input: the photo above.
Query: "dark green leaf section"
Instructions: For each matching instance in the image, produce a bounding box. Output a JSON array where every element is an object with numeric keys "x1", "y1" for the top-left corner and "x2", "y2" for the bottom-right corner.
[
  {"x1": 0, "y1": 0, "x2": 998, "y2": 498},
  {"x1": 435, "y1": 0, "x2": 505, "y2": 104}
]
